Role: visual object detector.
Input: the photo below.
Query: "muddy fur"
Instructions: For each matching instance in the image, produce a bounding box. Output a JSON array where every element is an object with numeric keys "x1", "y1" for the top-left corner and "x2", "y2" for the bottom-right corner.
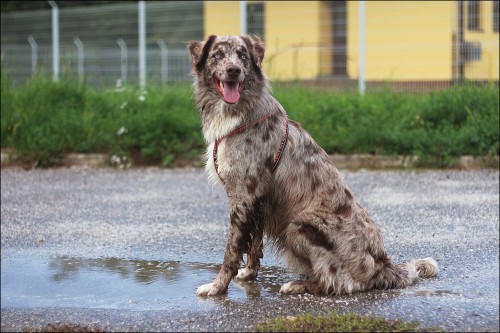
[{"x1": 188, "y1": 35, "x2": 438, "y2": 296}]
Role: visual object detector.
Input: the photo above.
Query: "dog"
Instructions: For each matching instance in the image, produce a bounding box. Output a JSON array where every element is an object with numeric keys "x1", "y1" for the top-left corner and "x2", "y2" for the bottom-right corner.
[{"x1": 187, "y1": 35, "x2": 438, "y2": 296}]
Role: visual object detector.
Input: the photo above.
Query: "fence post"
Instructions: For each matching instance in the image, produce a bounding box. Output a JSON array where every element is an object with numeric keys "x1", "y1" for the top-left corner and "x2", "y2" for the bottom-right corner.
[
  {"x1": 73, "y1": 37, "x2": 84, "y2": 81},
  {"x1": 27, "y1": 35, "x2": 38, "y2": 76},
  {"x1": 358, "y1": 0, "x2": 366, "y2": 95},
  {"x1": 157, "y1": 39, "x2": 168, "y2": 85},
  {"x1": 117, "y1": 38, "x2": 128, "y2": 83},
  {"x1": 240, "y1": 1, "x2": 247, "y2": 35},
  {"x1": 138, "y1": 1, "x2": 146, "y2": 90},
  {"x1": 47, "y1": 1, "x2": 59, "y2": 82}
]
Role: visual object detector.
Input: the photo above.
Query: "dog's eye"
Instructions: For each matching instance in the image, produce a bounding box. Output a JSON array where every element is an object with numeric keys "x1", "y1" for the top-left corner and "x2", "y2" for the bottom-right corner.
[
  {"x1": 213, "y1": 52, "x2": 221, "y2": 59},
  {"x1": 240, "y1": 54, "x2": 247, "y2": 60}
]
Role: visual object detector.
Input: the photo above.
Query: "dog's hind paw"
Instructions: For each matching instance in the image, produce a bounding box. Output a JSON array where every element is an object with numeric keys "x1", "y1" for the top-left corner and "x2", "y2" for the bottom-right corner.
[
  {"x1": 280, "y1": 280, "x2": 320, "y2": 295},
  {"x1": 196, "y1": 282, "x2": 226, "y2": 296},
  {"x1": 236, "y1": 267, "x2": 258, "y2": 281},
  {"x1": 279, "y1": 281, "x2": 299, "y2": 294}
]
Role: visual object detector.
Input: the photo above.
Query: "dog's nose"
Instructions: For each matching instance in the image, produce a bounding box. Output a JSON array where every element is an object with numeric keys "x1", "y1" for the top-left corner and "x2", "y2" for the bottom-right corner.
[{"x1": 226, "y1": 66, "x2": 241, "y2": 78}]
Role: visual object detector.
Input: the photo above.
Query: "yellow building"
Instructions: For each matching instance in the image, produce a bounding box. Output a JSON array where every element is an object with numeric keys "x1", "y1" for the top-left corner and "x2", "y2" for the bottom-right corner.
[{"x1": 204, "y1": 1, "x2": 499, "y2": 84}]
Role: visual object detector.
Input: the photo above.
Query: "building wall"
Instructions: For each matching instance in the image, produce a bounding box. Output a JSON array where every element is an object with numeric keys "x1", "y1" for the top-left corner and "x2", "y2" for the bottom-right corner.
[
  {"x1": 264, "y1": 1, "x2": 325, "y2": 80},
  {"x1": 204, "y1": 1, "x2": 498, "y2": 82},
  {"x1": 347, "y1": 1, "x2": 455, "y2": 81},
  {"x1": 463, "y1": 0, "x2": 499, "y2": 81},
  {"x1": 204, "y1": 1, "x2": 240, "y2": 37},
  {"x1": 204, "y1": 1, "x2": 327, "y2": 81}
]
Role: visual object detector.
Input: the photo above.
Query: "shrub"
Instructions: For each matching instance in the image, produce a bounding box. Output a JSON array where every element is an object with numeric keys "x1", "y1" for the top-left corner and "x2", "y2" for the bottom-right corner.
[{"x1": 1, "y1": 73, "x2": 498, "y2": 168}]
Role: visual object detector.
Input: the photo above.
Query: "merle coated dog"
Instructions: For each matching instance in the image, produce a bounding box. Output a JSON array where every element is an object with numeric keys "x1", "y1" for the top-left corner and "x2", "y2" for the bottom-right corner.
[{"x1": 188, "y1": 35, "x2": 438, "y2": 296}]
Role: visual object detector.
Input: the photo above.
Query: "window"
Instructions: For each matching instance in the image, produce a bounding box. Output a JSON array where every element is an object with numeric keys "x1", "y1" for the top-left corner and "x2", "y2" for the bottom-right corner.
[
  {"x1": 494, "y1": 0, "x2": 499, "y2": 32},
  {"x1": 247, "y1": 2, "x2": 264, "y2": 40},
  {"x1": 467, "y1": 0, "x2": 481, "y2": 31}
]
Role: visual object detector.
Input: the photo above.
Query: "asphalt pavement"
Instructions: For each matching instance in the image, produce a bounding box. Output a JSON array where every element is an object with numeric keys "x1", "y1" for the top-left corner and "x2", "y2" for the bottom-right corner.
[{"x1": 1, "y1": 167, "x2": 499, "y2": 332}]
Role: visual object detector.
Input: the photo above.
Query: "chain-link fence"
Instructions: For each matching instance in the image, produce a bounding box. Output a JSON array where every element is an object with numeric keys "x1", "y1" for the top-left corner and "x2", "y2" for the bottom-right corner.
[
  {"x1": 1, "y1": 1, "x2": 203, "y2": 87},
  {"x1": 1, "y1": 1, "x2": 498, "y2": 91}
]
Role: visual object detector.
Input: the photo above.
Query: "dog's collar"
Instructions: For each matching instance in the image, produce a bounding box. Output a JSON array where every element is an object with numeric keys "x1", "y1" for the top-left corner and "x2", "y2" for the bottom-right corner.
[{"x1": 213, "y1": 111, "x2": 288, "y2": 182}]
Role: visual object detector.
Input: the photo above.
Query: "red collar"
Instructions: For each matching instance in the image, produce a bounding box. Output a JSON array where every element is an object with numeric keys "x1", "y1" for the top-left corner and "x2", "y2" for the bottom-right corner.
[{"x1": 213, "y1": 112, "x2": 288, "y2": 182}]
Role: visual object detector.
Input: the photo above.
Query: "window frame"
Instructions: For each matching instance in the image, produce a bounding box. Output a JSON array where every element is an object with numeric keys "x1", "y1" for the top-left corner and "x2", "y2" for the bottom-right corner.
[{"x1": 467, "y1": 0, "x2": 482, "y2": 31}]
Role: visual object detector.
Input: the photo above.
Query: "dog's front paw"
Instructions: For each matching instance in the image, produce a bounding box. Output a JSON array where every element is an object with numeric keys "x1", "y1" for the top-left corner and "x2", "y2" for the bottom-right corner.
[
  {"x1": 236, "y1": 267, "x2": 258, "y2": 281},
  {"x1": 196, "y1": 282, "x2": 226, "y2": 296}
]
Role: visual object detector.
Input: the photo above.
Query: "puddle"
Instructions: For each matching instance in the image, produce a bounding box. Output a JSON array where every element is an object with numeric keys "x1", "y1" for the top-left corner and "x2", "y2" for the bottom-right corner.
[{"x1": 1, "y1": 256, "x2": 290, "y2": 311}]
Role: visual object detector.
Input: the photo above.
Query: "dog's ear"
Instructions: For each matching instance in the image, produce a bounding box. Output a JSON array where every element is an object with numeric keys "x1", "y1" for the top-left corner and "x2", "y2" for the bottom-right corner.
[
  {"x1": 187, "y1": 41, "x2": 203, "y2": 66},
  {"x1": 241, "y1": 34, "x2": 265, "y2": 68},
  {"x1": 187, "y1": 35, "x2": 217, "y2": 73}
]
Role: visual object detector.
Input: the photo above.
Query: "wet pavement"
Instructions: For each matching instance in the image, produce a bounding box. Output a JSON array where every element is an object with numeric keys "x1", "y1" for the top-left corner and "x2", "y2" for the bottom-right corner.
[{"x1": 1, "y1": 167, "x2": 499, "y2": 332}]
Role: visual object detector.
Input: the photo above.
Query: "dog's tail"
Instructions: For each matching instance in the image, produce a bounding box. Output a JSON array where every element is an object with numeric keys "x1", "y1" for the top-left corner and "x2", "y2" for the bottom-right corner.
[
  {"x1": 412, "y1": 257, "x2": 440, "y2": 278},
  {"x1": 397, "y1": 257, "x2": 439, "y2": 286},
  {"x1": 375, "y1": 257, "x2": 439, "y2": 290}
]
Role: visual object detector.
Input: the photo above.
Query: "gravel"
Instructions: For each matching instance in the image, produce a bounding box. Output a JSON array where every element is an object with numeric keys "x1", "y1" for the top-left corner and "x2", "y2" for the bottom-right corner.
[{"x1": 1, "y1": 167, "x2": 499, "y2": 332}]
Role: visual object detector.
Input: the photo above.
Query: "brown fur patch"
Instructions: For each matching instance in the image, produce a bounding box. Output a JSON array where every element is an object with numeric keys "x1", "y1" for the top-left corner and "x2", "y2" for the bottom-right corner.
[
  {"x1": 297, "y1": 223, "x2": 336, "y2": 251},
  {"x1": 334, "y1": 202, "x2": 352, "y2": 218},
  {"x1": 247, "y1": 176, "x2": 259, "y2": 195}
]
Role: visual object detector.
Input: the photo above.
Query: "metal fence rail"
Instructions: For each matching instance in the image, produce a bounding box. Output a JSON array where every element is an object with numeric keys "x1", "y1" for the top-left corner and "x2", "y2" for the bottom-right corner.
[
  {"x1": 1, "y1": 1, "x2": 203, "y2": 87},
  {"x1": 1, "y1": 1, "x2": 498, "y2": 92}
]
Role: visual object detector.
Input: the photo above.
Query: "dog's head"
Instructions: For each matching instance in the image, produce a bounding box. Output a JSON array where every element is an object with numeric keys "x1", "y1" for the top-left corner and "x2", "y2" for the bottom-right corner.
[{"x1": 188, "y1": 35, "x2": 266, "y2": 105}]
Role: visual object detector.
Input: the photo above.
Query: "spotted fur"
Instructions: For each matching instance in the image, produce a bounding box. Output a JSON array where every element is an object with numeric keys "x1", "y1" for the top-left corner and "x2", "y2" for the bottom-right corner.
[{"x1": 188, "y1": 35, "x2": 438, "y2": 297}]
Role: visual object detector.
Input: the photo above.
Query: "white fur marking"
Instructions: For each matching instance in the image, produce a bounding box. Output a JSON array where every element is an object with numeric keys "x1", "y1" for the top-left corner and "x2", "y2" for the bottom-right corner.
[
  {"x1": 279, "y1": 281, "x2": 293, "y2": 294},
  {"x1": 196, "y1": 282, "x2": 215, "y2": 296},
  {"x1": 236, "y1": 267, "x2": 254, "y2": 280},
  {"x1": 203, "y1": 102, "x2": 242, "y2": 144}
]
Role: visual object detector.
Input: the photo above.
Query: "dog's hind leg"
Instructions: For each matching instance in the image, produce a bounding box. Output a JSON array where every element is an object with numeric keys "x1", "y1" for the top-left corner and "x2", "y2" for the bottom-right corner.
[
  {"x1": 236, "y1": 230, "x2": 264, "y2": 281},
  {"x1": 277, "y1": 213, "x2": 340, "y2": 295}
]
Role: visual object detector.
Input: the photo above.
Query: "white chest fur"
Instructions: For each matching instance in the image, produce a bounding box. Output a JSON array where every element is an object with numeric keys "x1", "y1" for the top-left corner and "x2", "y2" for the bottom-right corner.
[
  {"x1": 203, "y1": 103, "x2": 242, "y2": 144},
  {"x1": 203, "y1": 103, "x2": 241, "y2": 186}
]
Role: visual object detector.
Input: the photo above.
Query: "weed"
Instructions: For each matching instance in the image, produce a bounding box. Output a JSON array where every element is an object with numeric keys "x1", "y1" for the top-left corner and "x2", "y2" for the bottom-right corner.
[{"x1": 255, "y1": 309, "x2": 441, "y2": 332}]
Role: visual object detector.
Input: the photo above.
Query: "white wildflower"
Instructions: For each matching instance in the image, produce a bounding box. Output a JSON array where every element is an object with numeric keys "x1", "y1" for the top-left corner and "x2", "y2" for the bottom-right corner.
[
  {"x1": 110, "y1": 154, "x2": 121, "y2": 165},
  {"x1": 117, "y1": 127, "x2": 128, "y2": 136},
  {"x1": 115, "y1": 79, "x2": 124, "y2": 92}
]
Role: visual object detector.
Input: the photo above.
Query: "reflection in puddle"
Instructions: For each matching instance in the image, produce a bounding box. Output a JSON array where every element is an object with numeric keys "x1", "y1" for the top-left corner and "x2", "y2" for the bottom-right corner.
[
  {"x1": 1, "y1": 256, "x2": 291, "y2": 311},
  {"x1": 48, "y1": 257, "x2": 185, "y2": 285}
]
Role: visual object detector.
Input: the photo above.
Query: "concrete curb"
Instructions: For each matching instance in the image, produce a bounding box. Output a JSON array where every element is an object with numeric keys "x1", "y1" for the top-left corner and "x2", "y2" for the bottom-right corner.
[
  {"x1": 330, "y1": 153, "x2": 500, "y2": 170},
  {"x1": 1, "y1": 150, "x2": 499, "y2": 170}
]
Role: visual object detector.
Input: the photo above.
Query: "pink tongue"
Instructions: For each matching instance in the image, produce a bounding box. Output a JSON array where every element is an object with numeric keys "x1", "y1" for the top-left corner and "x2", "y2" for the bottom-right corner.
[{"x1": 223, "y1": 81, "x2": 240, "y2": 104}]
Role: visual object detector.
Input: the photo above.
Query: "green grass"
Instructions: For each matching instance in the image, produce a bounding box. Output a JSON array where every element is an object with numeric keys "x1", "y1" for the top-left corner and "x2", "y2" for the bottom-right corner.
[
  {"x1": 255, "y1": 310, "x2": 440, "y2": 332},
  {"x1": 1, "y1": 72, "x2": 498, "y2": 168},
  {"x1": 274, "y1": 84, "x2": 499, "y2": 167},
  {"x1": 1, "y1": 74, "x2": 204, "y2": 167}
]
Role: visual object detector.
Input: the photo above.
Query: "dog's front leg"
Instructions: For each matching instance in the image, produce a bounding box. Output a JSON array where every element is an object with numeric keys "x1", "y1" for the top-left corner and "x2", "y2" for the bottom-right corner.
[
  {"x1": 196, "y1": 199, "x2": 261, "y2": 296},
  {"x1": 236, "y1": 228, "x2": 263, "y2": 281}
]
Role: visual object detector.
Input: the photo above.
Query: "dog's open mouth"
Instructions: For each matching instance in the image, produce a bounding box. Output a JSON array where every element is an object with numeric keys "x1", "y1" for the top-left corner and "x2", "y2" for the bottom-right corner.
[{"x1": 214, "y1": 77, "x2": 244, "y2": 104}]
